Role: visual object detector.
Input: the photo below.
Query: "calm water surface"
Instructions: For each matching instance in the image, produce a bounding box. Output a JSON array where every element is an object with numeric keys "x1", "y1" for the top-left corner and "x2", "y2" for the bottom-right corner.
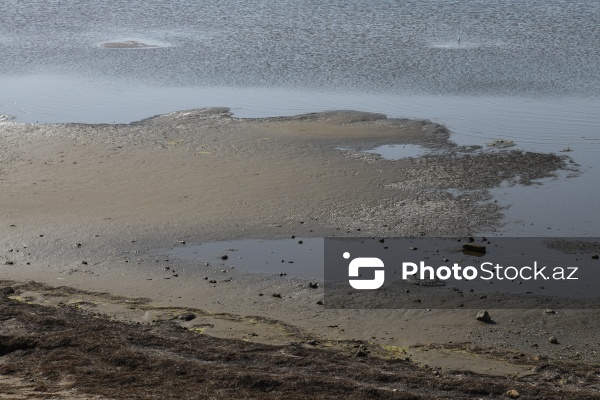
[{"x1": 0, "y1": 0, "x2": 599, "y2": 236}]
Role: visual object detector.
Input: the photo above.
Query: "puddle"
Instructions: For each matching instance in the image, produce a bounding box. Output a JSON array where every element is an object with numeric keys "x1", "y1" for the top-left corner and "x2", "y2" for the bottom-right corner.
[
  {"x1": 168, "y1": 238, "x2": 324, "y2": 280},
  {"x1": 363, "y1": 144, "x2": 431, "y2": 160}
]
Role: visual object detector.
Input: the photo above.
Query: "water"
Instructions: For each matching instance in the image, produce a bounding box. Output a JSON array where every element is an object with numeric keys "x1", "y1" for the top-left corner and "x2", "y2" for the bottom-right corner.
[
  {"x1": 1, "y1": 0, "x2": 599, "y2": 236},
  {"x1": 169, "y1": 239, "x2": 323, "y2": 280}
]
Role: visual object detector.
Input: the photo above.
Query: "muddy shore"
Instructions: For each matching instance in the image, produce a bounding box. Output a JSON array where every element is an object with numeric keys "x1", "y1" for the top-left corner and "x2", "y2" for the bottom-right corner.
[{"x1": 1, "y1": 108, "x2": 597, "y2": 397}]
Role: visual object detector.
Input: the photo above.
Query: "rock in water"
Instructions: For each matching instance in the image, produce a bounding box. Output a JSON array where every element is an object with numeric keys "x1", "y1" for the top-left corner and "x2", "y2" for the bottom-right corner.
[
  {"x1": 462, "y1": 243, "x2": 486, "y2": 254},
  {"x1": 476, "y1": 310, "x2": 492, "y2": 323}
]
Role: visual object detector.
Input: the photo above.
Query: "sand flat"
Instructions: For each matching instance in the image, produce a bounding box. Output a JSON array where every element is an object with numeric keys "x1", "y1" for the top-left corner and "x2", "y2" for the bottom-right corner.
[{"x1": 1, "y1": 108, "x2": 595, "y2": 381}]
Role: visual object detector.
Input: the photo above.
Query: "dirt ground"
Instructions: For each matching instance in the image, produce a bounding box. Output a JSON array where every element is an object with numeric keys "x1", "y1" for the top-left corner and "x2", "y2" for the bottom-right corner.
[{"x1": 1, "y1": 287, "x2": 599, "y2": 399}]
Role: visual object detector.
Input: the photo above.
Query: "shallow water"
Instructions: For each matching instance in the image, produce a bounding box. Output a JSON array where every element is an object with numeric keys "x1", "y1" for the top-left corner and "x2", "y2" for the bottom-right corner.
[
  {"x1": 169, "y1": 239, "x2": 323, "y2": 280},
  {"x1": 0, "y1": 0, "x2": 599, "y2": 237}
]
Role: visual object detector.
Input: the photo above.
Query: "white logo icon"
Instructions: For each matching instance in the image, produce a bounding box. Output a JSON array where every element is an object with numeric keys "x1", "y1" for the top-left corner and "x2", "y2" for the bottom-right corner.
[{"x1": 345, "y1": 252, "x2": 385, "y2": 290}]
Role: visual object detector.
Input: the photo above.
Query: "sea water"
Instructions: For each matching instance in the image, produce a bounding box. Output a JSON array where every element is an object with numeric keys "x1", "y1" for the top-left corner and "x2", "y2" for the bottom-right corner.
[{"x1": 0, "y1": 0, "x2": 598, "y2": 235}]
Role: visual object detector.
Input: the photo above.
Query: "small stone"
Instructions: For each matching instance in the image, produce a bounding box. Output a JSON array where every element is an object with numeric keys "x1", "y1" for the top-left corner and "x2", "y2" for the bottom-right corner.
[
  {"x1": 548, "y1": 336, "x2": 559, "y2": 344},
  {"x1": 309, "y1": 282, "x2": 319, "y2": 289},
  {"x1": 272, "y1": 293, "x2": 282, "y2": 298},
  {"x1": 506, "y1": 389, "x2": 520, "y2": 398},
  {"x1": 1, "y1": 287, "x2": 15, "y2": 296},
  {"x1": 203, "y1": 262, "x2": 210, "y2": 266},
  {"x1": 220, "y1": 255, "x2": 228, "y2": 260},
  {"x1": 592, "y1": 255, "x2": 599, "y2": 260},
  {"x1": 178, "y1": 312, "x2": 196, "y2": 321},
  {"x1": 462, "y1": 243, "x2": 486, "y2": 254},
  {"x1": 81, "y1": 261, "x2": 88, "y2": 265},
  {"x1": 316, "y1": 300, "x2": 323, "y2": 305},
  {"x1": 307, "y1": 340, "x2": 317, "y2": 345},
  {"x1": 544, "y1": 309, "x2": 556, "y2": 314},
  {"x1": 476, "y1": 310, "x2": 492, "y2": 323},
  {"x1": 355, "y1": 350, "x2": 368, "y2": 357},
  {"x1": 178, "y1": 240, "x2": 186, "y2": 244}
]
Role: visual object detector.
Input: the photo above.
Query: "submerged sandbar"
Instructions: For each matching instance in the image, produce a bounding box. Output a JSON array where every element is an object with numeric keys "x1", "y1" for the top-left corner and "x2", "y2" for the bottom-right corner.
[{"x1": 100, "y1": 40, "x2": 159, "y2": 49}]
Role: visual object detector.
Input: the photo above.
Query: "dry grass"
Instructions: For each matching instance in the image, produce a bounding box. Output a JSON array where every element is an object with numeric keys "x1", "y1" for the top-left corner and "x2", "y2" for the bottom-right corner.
[{"x1": 0, "y1": 294, "x2": 598, "y2": 399}]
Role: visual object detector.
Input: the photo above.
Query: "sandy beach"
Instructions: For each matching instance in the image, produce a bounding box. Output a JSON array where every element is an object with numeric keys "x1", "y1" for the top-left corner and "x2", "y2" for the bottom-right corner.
[{"x1": 1, "y1": 108, "x2": 599, "y2": 398}]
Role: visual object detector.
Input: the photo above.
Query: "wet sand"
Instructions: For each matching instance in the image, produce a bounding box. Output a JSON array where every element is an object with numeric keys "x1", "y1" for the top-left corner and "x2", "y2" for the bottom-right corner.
[{"x1": 1, "y1": 108, "x2": 597, "y2": 397}]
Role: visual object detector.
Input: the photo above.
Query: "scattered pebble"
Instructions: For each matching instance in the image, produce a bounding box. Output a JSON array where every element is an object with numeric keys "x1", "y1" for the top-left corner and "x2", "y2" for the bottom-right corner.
[
  {"x1": 355, "y1": 350, "x2": 368, "y2": 358},
  {"x1": 316, "y1": 300, "x2": 323, "y2": 305},
  {"x1": 309, "y1": 282, "x2": 319, "y2": 289},
  {"x1": 548, "y1": 336, "x2": 559, "y2": 344},
  {"x1": 272, "y1": 293, "x2": 282, "y2": 298},
  {"x1": 544, "y1": 309, "x2": 556, "y2": 314},
  {"x1": 220, "y1": 255, "x2": 228, "y2": 260},
  {"x1": 505, "y1": 389, "x2": 520, "y2": 399}
]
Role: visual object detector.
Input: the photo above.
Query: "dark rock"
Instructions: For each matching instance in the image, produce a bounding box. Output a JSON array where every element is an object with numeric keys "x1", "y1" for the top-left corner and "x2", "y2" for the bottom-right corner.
[
  {"x1": 463, "y1": 243, "x2": 486, "y2": 254},
  {"x1": 592, "y1": 255, "x2": 599, "y2": 260},
  {"x1": 355, "y1": 350, "x2": 368, "y2": 357},
  {"x1": 307, "y1": 340, "x2": 317, "y2": 346},
  {"x1": 272, "y1": 293, "x2": 282, "y2": 298},
  {"x1": 548, "y1": 336, "x2": 559, "y2": 344},
  {"x1": 476, "y1": 310, "x2": 492, "y2": 323},
  {"x1": 1, "y1": 287, "x2": 15, "y2": 296},
  {"x1": 309, "y1": 282, "x2": 319, "y2": 289},
  {"x1": 544, "y1": 309, "x2": 556, "y2": 314},
  {"x1": 316, "y1": 300, "x2": 323, "y2": 305},
  {"x1": 5, "y1": 261, "x2": 14, "y2": 265},
  {"x1": 178, "y1": 312, "x2": 196, "y2": 321},
  {"x1": 220, "y1": 255, "x2": 228, "y2": 260}
]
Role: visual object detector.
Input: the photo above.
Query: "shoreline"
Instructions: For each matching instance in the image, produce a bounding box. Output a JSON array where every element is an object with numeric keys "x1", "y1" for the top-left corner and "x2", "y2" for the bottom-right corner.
[{"x1": 1, "y1": 108, "x2": 597, "y2": 395}]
